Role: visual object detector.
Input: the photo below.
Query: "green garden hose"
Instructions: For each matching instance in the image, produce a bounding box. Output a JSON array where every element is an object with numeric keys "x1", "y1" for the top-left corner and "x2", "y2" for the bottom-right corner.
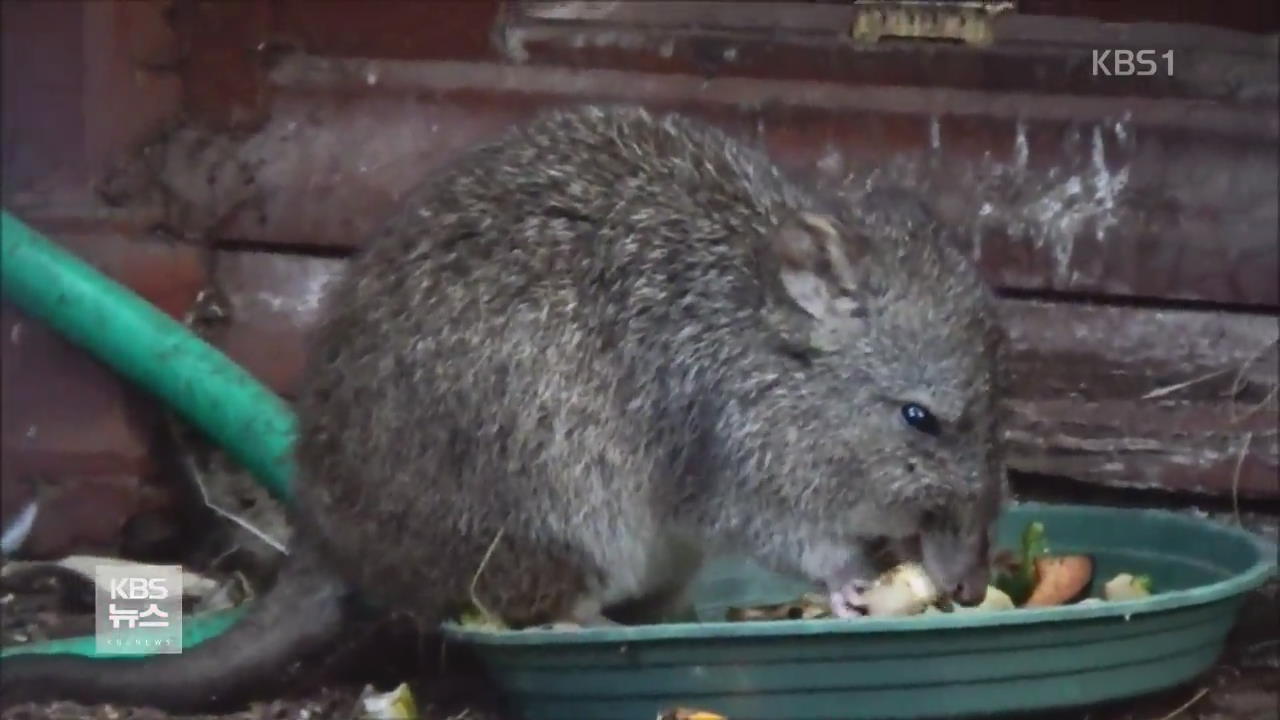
[
  {"x1": 0, "y1": 607, "x2": 247, "y2": 660},
  {"x1": 0, "y1": 210, "x2": 298, "y2": 658}
]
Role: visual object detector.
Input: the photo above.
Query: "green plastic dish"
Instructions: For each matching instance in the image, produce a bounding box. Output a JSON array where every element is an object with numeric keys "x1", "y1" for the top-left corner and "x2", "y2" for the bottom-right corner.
[{"x1": 443, "y1": 502, "x2": 1277, "y2": 720}]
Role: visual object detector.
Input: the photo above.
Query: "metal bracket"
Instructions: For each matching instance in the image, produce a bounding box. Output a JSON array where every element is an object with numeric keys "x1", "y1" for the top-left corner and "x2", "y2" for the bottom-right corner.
[{"x1": 851, "y1": 1, "x2": 1016, "y2": 47}]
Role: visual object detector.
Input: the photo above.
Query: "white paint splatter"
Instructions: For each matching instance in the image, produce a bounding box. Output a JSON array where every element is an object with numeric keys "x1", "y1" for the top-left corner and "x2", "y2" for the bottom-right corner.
[
  {"x1": 1115, "y1": 111, "x2": 1132, "y2": 144},
  {"x1": 929, "y1": 117, "x2": 941, "y2": 151},
  {"x1": 251, "y1": 270, "x2": 330, "y2": 319},
  {"x1": 1089, "y1": 124, "x2": 1128, "y2": 243},
  {"x1": 299, "y1": 271, "x2": 334, "y2": 317},
  {"x1": 501, "y1": 27, "x2": 530, "y2": 63},
  {"x1": 9, "y1": 322, "x2": 21, "y2": 345},
  {"x1": 1014, "y1": 120, "x2": 1029, "y2": 171},
  {"x1": 817, "y1": 145, "x2": 843, "y2": 177},
  {"x1": 840, "y1": 116, "x2": 1136, "y2": 291},
  {"x1": 532, "y1": 1, "x2": 620, "y2": 20},
  {"x1": 0, "y1": 499, "x2": 38, "y2": 556},
  {"x1": 1010, "y1": 123, "x2": 1130, "y2": 283}
]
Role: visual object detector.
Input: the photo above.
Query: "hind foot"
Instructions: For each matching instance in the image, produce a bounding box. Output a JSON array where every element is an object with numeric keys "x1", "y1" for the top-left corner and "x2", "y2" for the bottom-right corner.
[{"x1": 561, "y1": 597, "x2": 621, "y2": 628}]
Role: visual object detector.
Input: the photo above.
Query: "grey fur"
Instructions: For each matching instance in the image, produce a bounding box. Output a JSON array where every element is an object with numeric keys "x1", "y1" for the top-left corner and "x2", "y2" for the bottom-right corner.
[{"x1": 296, "y1": 104, "x2": 1008, "y2": 625}]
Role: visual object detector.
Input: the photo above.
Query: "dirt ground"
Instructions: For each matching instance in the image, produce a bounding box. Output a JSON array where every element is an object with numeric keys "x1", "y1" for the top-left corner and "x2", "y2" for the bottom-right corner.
[{"x1": 1, "y1": 573, "x2": 1275, "y2": 720}]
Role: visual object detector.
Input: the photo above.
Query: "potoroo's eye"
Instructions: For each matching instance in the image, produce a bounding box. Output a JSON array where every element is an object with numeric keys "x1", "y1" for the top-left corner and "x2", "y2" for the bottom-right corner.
[{"x1": 901, "y1": 403, "x2": 941, "y2": 436}]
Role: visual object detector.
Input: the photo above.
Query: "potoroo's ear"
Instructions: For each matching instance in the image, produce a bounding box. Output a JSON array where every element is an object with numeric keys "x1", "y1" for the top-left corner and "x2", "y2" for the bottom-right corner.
[{"x1": 769, "y1": 211, "x2": 867, "y2": 320}]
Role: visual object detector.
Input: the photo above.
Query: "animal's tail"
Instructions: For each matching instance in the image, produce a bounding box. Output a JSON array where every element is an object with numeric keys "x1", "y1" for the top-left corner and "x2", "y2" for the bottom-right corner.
[{"x1": 0, "y1": 542, "x2": 349, "y2": 713}]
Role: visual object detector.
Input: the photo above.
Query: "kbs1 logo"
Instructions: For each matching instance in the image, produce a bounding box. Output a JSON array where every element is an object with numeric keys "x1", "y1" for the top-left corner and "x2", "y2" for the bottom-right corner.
[
  {"x1": 94, "y1": 564, "x2": 184, "y2": 655},
  {"x1": 1092, "y1": 49, "x2": 1174, "y2": 77}
]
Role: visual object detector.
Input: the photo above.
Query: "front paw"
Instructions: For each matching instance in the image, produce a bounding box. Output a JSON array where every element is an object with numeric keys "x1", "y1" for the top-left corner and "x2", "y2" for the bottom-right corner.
[{"x1": 827, "y1": 579, "x2": 873, "y2": 618}]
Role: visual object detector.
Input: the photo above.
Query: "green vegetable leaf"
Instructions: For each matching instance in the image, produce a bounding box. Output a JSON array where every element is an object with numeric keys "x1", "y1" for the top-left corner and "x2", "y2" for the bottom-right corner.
[{"x1": 993, "y1": 520, "x2": 1050, "y2": 605}]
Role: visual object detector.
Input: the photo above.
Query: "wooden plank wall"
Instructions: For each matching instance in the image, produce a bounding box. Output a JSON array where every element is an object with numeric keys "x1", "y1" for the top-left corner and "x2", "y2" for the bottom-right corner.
[
  {"x1": 2, "y1": 0, "x2": 191, "y2": 557},
  {"x1": 2, "y1": 0, "x2": 1277, "y2": 559}
]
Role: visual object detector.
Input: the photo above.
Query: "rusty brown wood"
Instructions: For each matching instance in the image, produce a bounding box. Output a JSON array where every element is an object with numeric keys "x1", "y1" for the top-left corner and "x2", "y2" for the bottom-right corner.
[
  {"x1": 1, "y1": 1, "x2": 181, "y2": 206},
  {"x1": 208, "y1": 252, "x2": 1280, "y2": 500},
  {"x1": 1, "y1": 1, "x2": 89, "y2": 200},
  {"x1": 272, "y1": 0, "x2": 503, "y2": 61},
  {"x1": 2, "y1": 298, "x2": 166, "y2": 558},
  {"x1": 129, "y1": 57, "x2": 1278, "y2": 308},
  {"x1": 1005, "y1": 398, "x2": 1278, "y2": 499},
  {"x1": 1, "y1": 0, "x2": 196, "y2": 558},
  {"x1": 517, "y1": 2, "x2": 1280, "y2": 43},
  {"x1": 999, "y1": 300, "x2": 1279, "y2": 498},
  {"x1": 153, "y1": 3, "x2": 1276, "y2": 307},
  {"x1": 500, "y1": 27, "x2": 1278, "y2": 107},
  {"x1": 171, "y1": 0, "x2": 505, "y2": 130},
  {"x1": 1015, "y1": 0, "x2": 1280, "y2": 33},
  {"x1": 269, "y1": 58, "x2": 1278, "y2": 140},
  {"x1": 998, "y1": 301, "x2": 1278, "y2": 403},
  {"x1": 506, "y1": 2, "x2": 1278, "y2": 104},
  {"x1": 169, "y1": 0, "x2": 274, "y2": 131}
]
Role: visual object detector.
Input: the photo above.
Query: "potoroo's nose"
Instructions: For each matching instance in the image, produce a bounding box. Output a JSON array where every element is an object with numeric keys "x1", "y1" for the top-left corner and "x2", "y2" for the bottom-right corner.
[
  {"x1": 949, "y1": 562, "x2": 992, "y2": 606},
  {"x1": 951, "y1": 579, "x2": 987, "y2": 607}
]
